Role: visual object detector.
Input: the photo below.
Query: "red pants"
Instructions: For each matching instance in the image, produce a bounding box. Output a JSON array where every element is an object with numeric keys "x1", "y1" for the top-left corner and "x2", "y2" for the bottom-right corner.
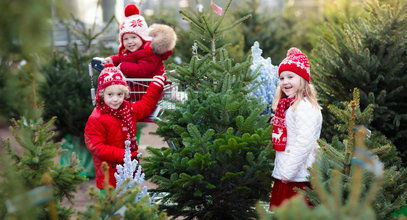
[{"x1": 269, "y1": 178, "x2": 312, "y2": 211}]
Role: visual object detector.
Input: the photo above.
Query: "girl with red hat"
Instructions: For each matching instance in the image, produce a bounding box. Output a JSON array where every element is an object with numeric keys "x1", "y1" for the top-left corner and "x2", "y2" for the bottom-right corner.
[{"x1": 269, "y1": 48, "x2": 323, "y2": 210}]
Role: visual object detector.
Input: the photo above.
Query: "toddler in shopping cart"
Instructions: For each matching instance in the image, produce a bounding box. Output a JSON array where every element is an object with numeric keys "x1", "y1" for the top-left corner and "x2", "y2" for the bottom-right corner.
[
  {"x1": 104, "y1": 4, "x2": 177, "y2": 80},
  {"x1": 84, "y1": 63, "x2": 167, "y2": 190}
]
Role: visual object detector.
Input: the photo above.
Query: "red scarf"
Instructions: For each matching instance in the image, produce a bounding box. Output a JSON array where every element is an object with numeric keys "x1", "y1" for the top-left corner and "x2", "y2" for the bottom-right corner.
[
  {"x1": 97, "y1": 100, "x2": 138, "y2": 151},
  {"x1": 271, "y1": 96, "x2": 296, "y2": 151}
]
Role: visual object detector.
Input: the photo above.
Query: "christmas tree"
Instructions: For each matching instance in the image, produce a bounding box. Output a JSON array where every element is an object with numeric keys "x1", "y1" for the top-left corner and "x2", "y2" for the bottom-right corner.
[
  {"x1": 235, "y1": 0, "x2": 330, "y2": 64},
  {"x1": 248, "y1": 41, "x2": 279, "y2": 115},
  {"x1": 0, "y1": 0, "x2": 61, "y2": 120},
  {"x1": 79, "y1": 142, "x2": 166, "y2": 220},
  {"x1": 308, "y1": 89, "x2": 406, "y2": 219},
  {"x1": 312, "y1": 0, "x2": 407, "y2": 161},
  {"x1": 234, "y1": 0, "x2": 299, "y2": 64},
  {"x1": 0, "y1": 153, "x2": 37, "y2": 219},
  {"x1": 258, "y1": 124, "x2": 383, "y2": 220},
  {"x1": 1, "y1": 117, "x2": 87, "y2": 219},
  {"x1": 142, "y1": 0, "x2": 273, "y2": 219}
]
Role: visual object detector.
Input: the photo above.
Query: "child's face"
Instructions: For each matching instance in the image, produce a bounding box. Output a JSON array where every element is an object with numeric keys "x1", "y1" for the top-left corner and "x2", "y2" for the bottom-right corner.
[
  {"x1": 123, "y1": 33, "x2": 143, "y2": 52},
  {"x1": 103, "y1": 85, "x2": 125, "y2": 109},
  {"x1": 279, "y1": 71, "x2": 302, "y2": 98}
]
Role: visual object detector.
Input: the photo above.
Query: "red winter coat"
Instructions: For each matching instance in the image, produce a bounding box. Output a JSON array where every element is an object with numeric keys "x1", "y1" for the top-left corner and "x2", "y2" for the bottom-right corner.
[
  {"x1": 110, "y1": 42, "x2": 172, "y2": 78},
  {"x1": 84, "y1": 83, "x2": 163, "y2": 189}
]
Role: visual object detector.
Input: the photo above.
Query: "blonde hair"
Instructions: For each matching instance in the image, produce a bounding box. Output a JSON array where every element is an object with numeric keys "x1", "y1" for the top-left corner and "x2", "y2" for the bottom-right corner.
[
  {"x1": 99, "y1": 84, "x2": 130, "y2": 100},
  {"x1": 272, "y1": 78, "x2": 321, "y2": 112}
]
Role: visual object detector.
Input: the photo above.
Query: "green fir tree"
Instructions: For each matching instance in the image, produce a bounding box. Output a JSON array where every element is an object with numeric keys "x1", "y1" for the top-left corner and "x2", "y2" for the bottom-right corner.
[
  {"x1": 308, "y1": 89, "x2": 407, "y2": 220},
  {"x1": 235, "y1": 0, "x2": 330, "y2": 64},
  {"x1": 0, "y1": 0, "x2": 63, "y2": 120},
  {"x1": 40, "y1": 46, "x2": 96, "y2": 140},
  {"x1": 1, "y1": 117, "x2": 87, "y2": 219},
  {"x1": 78, "y1": 163, "x2": 167, "y2": 220},
  {"x1": 258, "y1": 125, "x2": 382, "y2": 220},
  {"x1": 142, "y1": 0, "x2": 273, "y2": 219},
  {"x1": 234, "y1": 0, "x2": 300, "y2": 64},
  {"x1": 0, "y1": 153, "x2": 38, "y2": 219},
  {"x1": 312, "y1": 0, "x2": 407, "y2": 160}
]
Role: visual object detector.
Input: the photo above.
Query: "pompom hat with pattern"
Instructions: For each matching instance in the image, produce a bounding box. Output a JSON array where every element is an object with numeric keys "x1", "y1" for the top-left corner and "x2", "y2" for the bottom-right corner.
[
  {"x1": 96, "y1": 63, "x2": 128, "y2": 104},
  {"x1": 119, "y1": 4, "x2": 151, "y2": 44},
  {"x1": 278, "y1": 48, "x2": 311, "y2": 83}
]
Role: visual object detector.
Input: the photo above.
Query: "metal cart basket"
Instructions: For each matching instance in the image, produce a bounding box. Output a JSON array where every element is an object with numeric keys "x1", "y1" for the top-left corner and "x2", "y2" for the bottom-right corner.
[{"x1": 88, "y1": 57, "x2": 187, "y2": 122}]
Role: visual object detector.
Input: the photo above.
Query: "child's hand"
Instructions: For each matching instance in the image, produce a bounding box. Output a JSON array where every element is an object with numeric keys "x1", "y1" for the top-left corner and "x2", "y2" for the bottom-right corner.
[
  {"x1": 152, "y1": 75, "x2": 168, "y2": 88},
  {"x1": 104, "y1": 57, "x2": 113, "y2": 64}
]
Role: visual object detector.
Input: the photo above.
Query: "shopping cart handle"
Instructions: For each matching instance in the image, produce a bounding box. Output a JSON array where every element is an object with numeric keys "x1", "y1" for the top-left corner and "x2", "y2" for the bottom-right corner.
[{"x1": 91, "y1": 57, "x2": 105, "y2": 72}]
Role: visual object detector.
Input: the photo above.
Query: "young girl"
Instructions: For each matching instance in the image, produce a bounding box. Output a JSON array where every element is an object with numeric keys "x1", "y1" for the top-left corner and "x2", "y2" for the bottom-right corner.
[
  {"x1": 269, "y1": 47, "x2": 322, "y2": 210},
  {"x1": 84, "y1": 63, "x2": 167, "y2": 190},
  {"x1": 105, "y1": 4, "x2": 177, "y2": 79}
]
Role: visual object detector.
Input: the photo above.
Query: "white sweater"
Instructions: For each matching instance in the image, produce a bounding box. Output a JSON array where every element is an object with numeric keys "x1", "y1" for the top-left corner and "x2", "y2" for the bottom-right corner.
[{"x1": 272, "y1": 98, "x2": 322, "y2": 182}]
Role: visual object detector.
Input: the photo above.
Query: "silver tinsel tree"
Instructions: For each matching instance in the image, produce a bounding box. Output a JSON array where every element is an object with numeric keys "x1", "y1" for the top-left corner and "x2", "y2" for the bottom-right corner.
[
  {"x1": 114, "y1": 140, "x2": 149, "y2": 202},
  {"x1": 249, "y1": 41, "x2": 279, "y2": 115}
]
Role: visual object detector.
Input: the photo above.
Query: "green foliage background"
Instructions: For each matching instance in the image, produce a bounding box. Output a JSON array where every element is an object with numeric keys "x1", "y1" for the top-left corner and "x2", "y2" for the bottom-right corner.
[{"x1": 311, "y1": 0, "x2": 407, "y2": 160}]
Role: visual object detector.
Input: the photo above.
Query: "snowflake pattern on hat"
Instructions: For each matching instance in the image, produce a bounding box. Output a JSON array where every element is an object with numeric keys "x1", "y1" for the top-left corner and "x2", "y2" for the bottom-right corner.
[{"x1": 130, "y1": 19, "x2": 144, "y2": 28}]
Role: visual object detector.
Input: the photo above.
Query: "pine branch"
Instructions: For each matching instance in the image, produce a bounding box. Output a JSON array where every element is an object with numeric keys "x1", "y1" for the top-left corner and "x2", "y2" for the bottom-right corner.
[
  {"x1": 219, "y1": 14, "x2": 252, "y2": 33},
  {"x1": 213, "y1": 0, "x2": 233, "y2": 32},
  {"x1": 179, "y1": 10, "x2": 206, "y2": 32},
  {"x1": 319, "y1": 139, "x2": 345, "y2": 164},
  {"x1": 370, "y1": 144, "x2": 391, "y2": 155}
]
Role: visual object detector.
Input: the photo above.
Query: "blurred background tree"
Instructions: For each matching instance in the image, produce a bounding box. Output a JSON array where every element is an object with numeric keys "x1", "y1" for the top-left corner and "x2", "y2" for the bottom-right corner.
[
  {"x1": 234, "y1": 0, "x2": 324, "y2": 65},
  {"x1": 307, "y1": 89, "x2": 406, "y2": 219},
  {"x1": 0, "y1": 0, "x2": 57, "y2": 121},
  {"x1": 312, "y1": 0, "x2": 407, "y2": 162}
]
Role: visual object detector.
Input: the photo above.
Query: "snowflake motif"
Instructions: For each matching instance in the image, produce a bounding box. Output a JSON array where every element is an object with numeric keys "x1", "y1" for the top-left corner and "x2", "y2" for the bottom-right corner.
[
  {"x1": 130, "y1": 19, "x2": 143, "y2": 28},
  {"x1": 119, "y1": 23, "x2": 125, "y2": 30},
  {"x1": 284, "y1": 60, "x2": 310, "y2": 73}
]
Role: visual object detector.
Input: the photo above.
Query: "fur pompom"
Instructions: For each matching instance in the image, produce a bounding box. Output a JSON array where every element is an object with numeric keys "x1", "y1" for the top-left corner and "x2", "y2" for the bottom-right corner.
[{"x1": 149, "y1": 24, "x2": 177, "y2": 55}]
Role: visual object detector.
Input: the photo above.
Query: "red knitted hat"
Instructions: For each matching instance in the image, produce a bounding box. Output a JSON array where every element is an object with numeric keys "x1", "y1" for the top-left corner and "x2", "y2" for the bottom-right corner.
[
  {"x1": 96, "y1": 63, "x2": 127, "y2": 103},
  {"x1": 278, "y1": 47, "x2": 311, "y2": 83}
]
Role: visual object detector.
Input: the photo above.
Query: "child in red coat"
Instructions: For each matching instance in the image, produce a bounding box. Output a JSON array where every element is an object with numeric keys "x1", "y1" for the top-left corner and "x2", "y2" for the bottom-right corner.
[
  {"x1": 84, "y1": 63, "x2": 166, "y2": 189},
  {"x1": 104, "y1": 4, "x2": 177, "y2": 79}
]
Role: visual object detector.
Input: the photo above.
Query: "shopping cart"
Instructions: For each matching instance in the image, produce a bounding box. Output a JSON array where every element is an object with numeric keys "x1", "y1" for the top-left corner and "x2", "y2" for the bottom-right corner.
[{"x1": 88, "y1": 57, "x2": 187, "y2": 122}]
